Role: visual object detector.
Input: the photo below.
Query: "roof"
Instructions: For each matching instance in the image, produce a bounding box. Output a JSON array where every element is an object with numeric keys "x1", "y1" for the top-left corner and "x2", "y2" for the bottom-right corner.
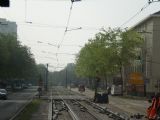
[
  {"x1": 131, "y1": 11, "x2": 160, "y2": 29},
  {"x1": 153, "y1": 11, "x2": 160, "y2": 15}
]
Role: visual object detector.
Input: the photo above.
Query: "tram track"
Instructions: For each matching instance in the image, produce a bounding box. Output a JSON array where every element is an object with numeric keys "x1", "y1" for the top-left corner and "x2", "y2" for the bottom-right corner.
[
  {"x1": 51, "y1": 99, "x2": 102, "y2": 120},
  {"x1": 51, "y1": 87, "x2": 101, "y2": 120},
  {"x1": 50, "y1": 86, "x2": 145, "y2": 120}
]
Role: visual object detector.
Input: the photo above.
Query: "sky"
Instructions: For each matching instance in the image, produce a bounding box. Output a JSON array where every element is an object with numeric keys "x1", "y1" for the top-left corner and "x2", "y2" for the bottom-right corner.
[{"x1": 0, "y1": 0, "x2": 160, "y2": 71}]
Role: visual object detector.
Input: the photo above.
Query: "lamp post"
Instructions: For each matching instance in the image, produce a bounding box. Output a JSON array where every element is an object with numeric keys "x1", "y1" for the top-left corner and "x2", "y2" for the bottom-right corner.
[
  {"x1": 66, "y1": 68, "x2": 68, "y2": 88},
  {"x1": 45, "y1": 63, "x2": 48, "y2": 91}
]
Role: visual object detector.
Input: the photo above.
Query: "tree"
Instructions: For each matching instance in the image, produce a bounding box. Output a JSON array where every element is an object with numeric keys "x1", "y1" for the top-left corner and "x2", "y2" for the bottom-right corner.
[
  {"x1": 0, "y1": 33, "x2": 37, "y2": 86},
  {"x1": 75, "y1": 28, "x2": 143, "y2": 97}
]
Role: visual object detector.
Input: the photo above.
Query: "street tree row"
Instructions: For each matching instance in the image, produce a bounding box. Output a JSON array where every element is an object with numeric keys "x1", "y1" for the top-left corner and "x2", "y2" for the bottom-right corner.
[
  {"x1": 75, "y1": 28, "x2": 144, "y2": 92},
  {"x1": 0, "y1": 33, "x2": 38, "y2": 84}
]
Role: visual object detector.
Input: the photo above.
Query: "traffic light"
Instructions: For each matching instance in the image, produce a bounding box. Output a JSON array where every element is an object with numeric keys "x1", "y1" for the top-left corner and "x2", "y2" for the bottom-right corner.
[{"x1": 0, "y1": 0, "x2": 10, "y2": 7}]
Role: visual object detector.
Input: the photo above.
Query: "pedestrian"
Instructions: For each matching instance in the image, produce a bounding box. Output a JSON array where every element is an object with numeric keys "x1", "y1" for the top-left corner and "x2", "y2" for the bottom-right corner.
[{"x1": 37, "y1": 87, "x2": 42, "y2": 98}]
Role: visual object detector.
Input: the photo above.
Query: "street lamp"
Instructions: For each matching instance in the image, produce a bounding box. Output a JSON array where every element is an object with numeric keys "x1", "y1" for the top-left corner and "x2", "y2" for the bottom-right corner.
[{"x1": 45, "y1": 63, "x2": 49, "y2": 91}]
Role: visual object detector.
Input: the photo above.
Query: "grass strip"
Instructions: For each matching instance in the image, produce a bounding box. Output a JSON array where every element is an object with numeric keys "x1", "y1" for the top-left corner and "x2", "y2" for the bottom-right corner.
[{"x1": 15, "y1": 99, "x2": 42, "y2": 120}]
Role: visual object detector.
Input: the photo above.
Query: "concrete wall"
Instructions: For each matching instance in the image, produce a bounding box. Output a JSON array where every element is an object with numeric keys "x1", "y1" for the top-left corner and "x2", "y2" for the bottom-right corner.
[
  {"x1": 137, "y1": 17, "x2": 160, "y2": 95},
  {"x1": 126, "y1": 15, "x2": 160, "y2": 96},
  {"x1": 143, "y1": 19, "x2": 154, "y2": 94},
  {"x1": 150, "y1": 17, "x2": 160, "y2": 94}
]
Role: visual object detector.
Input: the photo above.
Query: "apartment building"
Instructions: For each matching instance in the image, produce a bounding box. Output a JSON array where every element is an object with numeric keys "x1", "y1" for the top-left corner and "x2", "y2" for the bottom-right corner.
[
  {"x1": 0, "y1": 18, "x2": 17, "y2": 35},
  {"x1": 126, "y1": 11, "x2": 160, "y2": 97}
]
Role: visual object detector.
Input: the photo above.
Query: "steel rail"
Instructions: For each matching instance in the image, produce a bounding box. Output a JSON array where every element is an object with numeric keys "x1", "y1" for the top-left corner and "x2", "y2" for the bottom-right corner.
[
  {"x1": 52, "y1": 87, "x2": 127, "y2": 120},
  {"x1": 73, "y1": 99, "x2": 102, "y2": 120},
  {"x1": 85, "y1": 100, "x2": 127, "y2": 120},
  {"x1": 62, "y1": 100, "x2": 80, "y2": 120},
  {"x1": 51, "y1": 88, "x2": 79, "y2": 120}
]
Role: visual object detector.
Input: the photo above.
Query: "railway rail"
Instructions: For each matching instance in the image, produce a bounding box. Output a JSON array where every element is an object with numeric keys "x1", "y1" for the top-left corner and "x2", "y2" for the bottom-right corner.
[{"x1": 50, "y1": 87, "x2": 146, "y2": 120}]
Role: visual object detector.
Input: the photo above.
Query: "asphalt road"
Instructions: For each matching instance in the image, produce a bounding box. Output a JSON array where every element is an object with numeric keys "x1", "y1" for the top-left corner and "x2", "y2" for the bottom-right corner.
[{"x1": 0, "y1": 86, "x2": 37, "y2": 120}]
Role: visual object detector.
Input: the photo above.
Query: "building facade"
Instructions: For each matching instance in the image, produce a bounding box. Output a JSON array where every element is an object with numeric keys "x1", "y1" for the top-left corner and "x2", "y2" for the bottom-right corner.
[
  {"x1": 0, "y1": 18, "x2": 17, "y2": 35},
  {"x1": 126, "y1": 11, "x2": 160, "y2": 97}
]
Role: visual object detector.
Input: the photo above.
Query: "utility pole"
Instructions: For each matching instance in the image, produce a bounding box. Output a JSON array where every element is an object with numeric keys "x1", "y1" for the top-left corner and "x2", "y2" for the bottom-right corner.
[
  {"x1": 45, "y1": 63, "x2": 48, "y2": 91},
  {"x1": 66, "y1": 68, "x2": 67, "y2": 88},
  {"x1": 69, "y1": 74, "x2": 71, "y2": 91}
]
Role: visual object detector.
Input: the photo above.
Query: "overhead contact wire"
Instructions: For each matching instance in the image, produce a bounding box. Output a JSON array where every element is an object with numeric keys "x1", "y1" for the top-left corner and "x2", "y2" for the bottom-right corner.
[
  {"x1": 58, "y1": 2, "x2": 73, "y2": 49},
  {"x1": 120, "y1": 3, "x2": 150, "y2": 28},
  {"x1": 56, "y1": 2, "x2": 74, "y2": 66}
]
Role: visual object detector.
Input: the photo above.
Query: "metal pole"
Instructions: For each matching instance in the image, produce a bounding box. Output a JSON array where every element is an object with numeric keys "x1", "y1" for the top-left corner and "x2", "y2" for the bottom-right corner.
[
  {"x1": 46, "y1": 63, "x2": 48, "y2": 91},
  {"x1": 66, "y1": 68, "x2": 67, "y2": 88},
  {"x1": 69, "y1": 74, "x2": 71, "y2": 91}
]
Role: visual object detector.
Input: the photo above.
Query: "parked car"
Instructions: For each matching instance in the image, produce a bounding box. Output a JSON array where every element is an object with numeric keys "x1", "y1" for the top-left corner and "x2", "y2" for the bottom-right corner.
[{"x1": 0, "y1": 89, "x2": 7, "y2": 100}]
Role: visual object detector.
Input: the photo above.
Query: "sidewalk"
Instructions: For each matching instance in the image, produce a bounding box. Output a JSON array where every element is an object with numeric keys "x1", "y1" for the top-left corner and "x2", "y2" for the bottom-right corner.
[
  {"x1": 30, "y1": 99, "x2": 49, "y2": 120},
  {"x1": 30, "y1": 91, "x2": 50, "y2": 120},
  {"x1": 71, "y1": 88, "x2": 150, "y2": 117}
]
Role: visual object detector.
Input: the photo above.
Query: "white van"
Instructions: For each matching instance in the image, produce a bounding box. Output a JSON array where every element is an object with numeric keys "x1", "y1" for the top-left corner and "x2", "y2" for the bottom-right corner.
[{"x1": 111, "y1": 85, "x2": 122, "y2": 95}]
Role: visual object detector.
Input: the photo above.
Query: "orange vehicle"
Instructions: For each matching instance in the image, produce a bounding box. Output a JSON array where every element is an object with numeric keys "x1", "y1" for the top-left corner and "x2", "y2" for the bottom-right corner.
[{"x1": 147, "y1": 93, "x2": 160, "y2": 120}]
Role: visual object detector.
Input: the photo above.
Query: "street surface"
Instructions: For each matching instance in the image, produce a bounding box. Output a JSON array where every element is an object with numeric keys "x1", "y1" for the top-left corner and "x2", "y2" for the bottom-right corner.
[
  {"x1": 71, "y1": 87, "x2": 150, "y2": 118},
  {"x1": 0, "y1": 86, "x2": 150, "y2": 120},
  {"x1": 0, "y1": 86, "x2": 37, "y2": 120},
  {"x1": 50, "y1": 86, "x2": 148, "y2": 120}
]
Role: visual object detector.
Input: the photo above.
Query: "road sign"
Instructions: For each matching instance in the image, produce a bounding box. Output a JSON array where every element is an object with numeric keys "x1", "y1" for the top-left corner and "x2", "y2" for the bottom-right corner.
[{"x1": 128, "y1": 72, "x2": 144, "y2": 85}]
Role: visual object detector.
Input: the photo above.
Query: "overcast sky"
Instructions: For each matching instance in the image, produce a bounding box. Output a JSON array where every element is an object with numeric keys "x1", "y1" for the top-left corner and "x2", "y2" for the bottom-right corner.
[{"x1": 0, "y1": 0, "x2": 160, "y2": 71}]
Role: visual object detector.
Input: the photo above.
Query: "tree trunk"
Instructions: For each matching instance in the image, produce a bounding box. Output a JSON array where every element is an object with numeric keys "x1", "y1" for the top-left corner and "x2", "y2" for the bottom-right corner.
[
  {"x1": 104, "y1": 75, "x2": 108, "y2": 93},
  {"x1": 120, "y1": 66, "x2": 123, "y2": 95},
  {"x1": 88, "y1": 77, "x2": 92, "y2": 89},
  {"x1": 94, "y1": 77, "x2": 100, "y2": 102}
]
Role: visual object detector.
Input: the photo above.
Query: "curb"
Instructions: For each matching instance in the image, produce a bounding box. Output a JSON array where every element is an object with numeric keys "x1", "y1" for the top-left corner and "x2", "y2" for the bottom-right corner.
[{"x1": 9, "y1": 93, "x2": 37, "y2": 120}]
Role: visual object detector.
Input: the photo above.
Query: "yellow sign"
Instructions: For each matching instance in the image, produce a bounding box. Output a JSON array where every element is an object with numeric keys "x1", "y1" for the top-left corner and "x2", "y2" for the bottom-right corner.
[{"x1": 128, "y1": 72, "x2": 144, "y2": 85}]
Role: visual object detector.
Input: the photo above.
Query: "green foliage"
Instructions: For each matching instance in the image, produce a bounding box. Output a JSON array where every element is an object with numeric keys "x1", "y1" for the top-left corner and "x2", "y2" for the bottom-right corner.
[
  {"x1": 48, "y1": 63, "x2": 88, "y2": 86},
  {"x1": 36, "y1": 64, "x2": 46, "y2": 82},
  {"x1": 75, "y1": 28, "x2": 143, "y2": 79},
  {"x1": 0, "y1": 33, "x2": 37, "y2": 81}
]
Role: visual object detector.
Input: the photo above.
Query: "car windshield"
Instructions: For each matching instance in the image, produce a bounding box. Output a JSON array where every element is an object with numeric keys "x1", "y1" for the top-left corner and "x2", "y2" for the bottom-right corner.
[{"x1": 1, "y1": 0, "x2": 160, "y2": 120}]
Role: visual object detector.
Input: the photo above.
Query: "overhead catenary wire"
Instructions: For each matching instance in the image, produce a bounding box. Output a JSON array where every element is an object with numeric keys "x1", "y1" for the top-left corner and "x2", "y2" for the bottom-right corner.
[
  {"x1": 37, "y1": 40, "x2": 83, "y2": 47},
  {"x1": 18, "y1": 21, "x2": 100, "y2": 31},
  {"x1": 120, "y1": 2, "x2": 151, "y2": 28},
  {"x1": 121, "y1": 0, "x2": 160, "y2": 28},
  {"x1": 56, "y1": 1, "x2": 74, "y2": 66},
  {"x1": 41, "y1": 51, "x2": 77, "y2": 55},
  {"x1": 57, "y1": 1, "x2": 74, "y2": 49},
  {"x1": 36, "y1": 56, "x2": 57, "y2": 60}
]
